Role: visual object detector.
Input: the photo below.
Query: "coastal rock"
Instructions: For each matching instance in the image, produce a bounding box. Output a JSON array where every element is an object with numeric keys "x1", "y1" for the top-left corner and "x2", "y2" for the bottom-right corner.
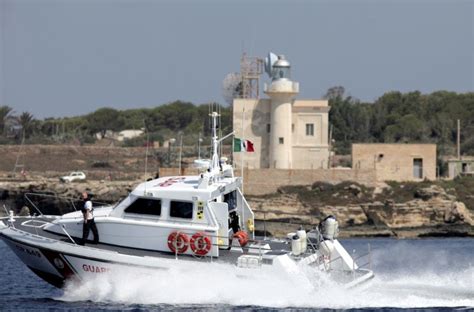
[
  {"x1": 249, "y1": 189, "x2": 474, "y2": 237},
  {"x1": 360, "y1": 202, "x2": 386, "y2": 227},
  {"x1": 345, "y1": 184, "x2": 362, "y2": 197},
  {"x1": 415, "y1": 185, "x2": 447, "y2": 200},
  {"x1": 320, "y1": 205, "x2": 368, "y2": 226},
  {"x1": 444, "y1": 201, "x2": 474, "y2": 225},
  {"x1": 372, "y1": 183, "x2": 389, "y2": 198}
]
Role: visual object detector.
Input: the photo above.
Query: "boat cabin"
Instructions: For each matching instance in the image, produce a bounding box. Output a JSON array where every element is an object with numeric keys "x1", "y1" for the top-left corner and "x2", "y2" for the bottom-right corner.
[{"x1": 49, "y1": 173, "x2": 254, "y2": 258}]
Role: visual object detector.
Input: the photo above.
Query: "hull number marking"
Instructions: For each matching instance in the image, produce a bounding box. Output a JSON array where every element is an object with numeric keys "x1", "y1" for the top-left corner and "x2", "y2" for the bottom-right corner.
[{"x1": 15, "y1": 244, "x2": 41, "y2": 258}]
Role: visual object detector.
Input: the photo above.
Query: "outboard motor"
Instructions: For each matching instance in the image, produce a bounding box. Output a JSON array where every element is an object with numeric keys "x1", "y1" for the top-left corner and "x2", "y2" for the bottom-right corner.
[
  {"x1": 296, "y1": 228, "x2": 307, "y2": 253},
  {"x1": 291, "y1": 233, "x2": 303, "y2": 256},
  {"x1": 316, "y1": 216, "x2": 339, "y2": 258},
  {"x1": 320, "y1": 215, "x2": 339, "y2": 241},
  {"x1": 287, "y1": 226, "x2": 308, "y2": 257}
]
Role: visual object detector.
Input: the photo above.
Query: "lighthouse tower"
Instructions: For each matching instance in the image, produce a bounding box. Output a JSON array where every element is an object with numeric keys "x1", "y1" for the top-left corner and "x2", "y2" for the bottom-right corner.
[{"x1": 264, "y1": 55, "x2": 299, "y2": 168}]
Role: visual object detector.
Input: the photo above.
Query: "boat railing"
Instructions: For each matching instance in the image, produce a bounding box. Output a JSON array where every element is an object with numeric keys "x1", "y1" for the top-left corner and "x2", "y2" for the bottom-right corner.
[
  {"x1": 237, "y1": 188, "x2": 255, "y2": 239},
  {"x1": 24, "y1": 192, "x2": 112, "y2": 217},
  {"x1": 2, "y1": 204, "x2": 16, "y2": 228},
  {"x1": 352, "y1": 244, "x2": 372, "y2": 271},
  {"x1": 20, "y1": 218, "x2": 78, "y2": 245},
  {"x1": 253, "y1": 209, "x2": 326, "y2": 239},
  {"x1": 2, "y1": 204, "x2": 9, "y2": 219},
  {"x1": 321, "y1": 244, "x2": 373, "y2": 273}
]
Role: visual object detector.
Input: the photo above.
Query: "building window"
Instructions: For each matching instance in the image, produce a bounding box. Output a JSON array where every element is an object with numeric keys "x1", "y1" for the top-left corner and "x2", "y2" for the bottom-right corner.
[
  {"x1": 306, "y1": 123, "x2": 314, "y2": 136},
  {"x1": 279, "y1": 137, "x2": 284, "y2": 144},
  {"x1": 413, "y1": 158, "x2": 423, "y2": 179},
  {"x1": 267, "y1": 124, "x2": 271, "y2": 133},
  {"x1": 125, "y1": 198, "x2": 161, "y2": 216},
  {"x1": 170, "y1": 201, "x2": 193, "y2": 219},
  {"x1": 292, "y1": 124, "x2": 295, "y2": 132}
]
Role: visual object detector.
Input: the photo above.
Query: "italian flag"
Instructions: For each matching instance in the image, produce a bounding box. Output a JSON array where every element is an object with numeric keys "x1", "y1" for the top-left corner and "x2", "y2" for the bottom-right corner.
[{"x1": 233, "y1": 138, "x2": 254, "y2": 152}]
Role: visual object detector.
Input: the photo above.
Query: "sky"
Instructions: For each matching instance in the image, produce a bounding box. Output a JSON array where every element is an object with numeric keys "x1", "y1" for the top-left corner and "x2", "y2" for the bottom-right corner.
[{"x1": 0, "y1": 0, "x2": 473, "y2": 119}]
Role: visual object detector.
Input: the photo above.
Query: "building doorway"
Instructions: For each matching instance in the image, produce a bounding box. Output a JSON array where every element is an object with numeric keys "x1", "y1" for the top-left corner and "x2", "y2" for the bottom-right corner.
[{"x1": 413, "y1": 158, "x2": 423, "y2": 179}]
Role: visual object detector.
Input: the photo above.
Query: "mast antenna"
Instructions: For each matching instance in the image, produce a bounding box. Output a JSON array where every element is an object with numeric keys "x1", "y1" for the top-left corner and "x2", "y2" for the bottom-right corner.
[
  {"x1": 210, "y1": 111, "x2": 220, "y2": 173},
  {"x1": 143, "y1": 119, "x2": 149, "y2": 195}
]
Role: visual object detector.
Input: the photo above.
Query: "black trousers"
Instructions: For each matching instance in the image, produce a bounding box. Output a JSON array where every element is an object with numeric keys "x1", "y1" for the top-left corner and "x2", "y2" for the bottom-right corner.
[{"x1": 82, "y1": 219, "x2": 99, "y2": 244}]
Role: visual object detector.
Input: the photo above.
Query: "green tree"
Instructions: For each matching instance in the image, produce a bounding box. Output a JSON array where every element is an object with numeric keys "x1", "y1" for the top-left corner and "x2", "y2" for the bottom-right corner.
[
  {"x1": 0, "y1": 106, "x2": 13, "y2": 136},
  {"x1": 324, "y1": 86, "x2": 345, "y2": 100},
  {"x1": 17, "y1": 112, "x2": 35, "y2": 139},
  {"x1": 87, "y1": 108, "x2": 123, "y2": 138}
]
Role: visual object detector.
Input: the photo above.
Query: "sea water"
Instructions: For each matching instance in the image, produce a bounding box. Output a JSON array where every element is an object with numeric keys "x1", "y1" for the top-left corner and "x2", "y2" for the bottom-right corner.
[{"x1": 0, "y1": 238, "x2": 473, "y2": 311}]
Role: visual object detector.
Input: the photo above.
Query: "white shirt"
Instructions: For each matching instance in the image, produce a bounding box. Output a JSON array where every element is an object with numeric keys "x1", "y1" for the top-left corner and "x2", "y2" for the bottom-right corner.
[{"x1": 84, "y1": 200, "x2": 93, "y2": 220}]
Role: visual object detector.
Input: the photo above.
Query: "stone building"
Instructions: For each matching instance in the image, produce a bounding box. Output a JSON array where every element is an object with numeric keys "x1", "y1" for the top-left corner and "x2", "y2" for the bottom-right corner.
[
  {"x1": 352, "y1": 143, "x2": 437, "y2": 181},
  {"x1": 447, "y1": 157, "x2": 474, "y2": 179},
  {"x1": 232, "y1": 55, "x2": 331, "y2": 169}
]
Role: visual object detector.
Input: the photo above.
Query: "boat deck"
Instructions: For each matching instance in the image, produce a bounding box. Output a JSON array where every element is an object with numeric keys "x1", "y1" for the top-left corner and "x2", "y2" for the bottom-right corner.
[{"x1": 3, "y1": 216, "x2": 290, "y2": 265}]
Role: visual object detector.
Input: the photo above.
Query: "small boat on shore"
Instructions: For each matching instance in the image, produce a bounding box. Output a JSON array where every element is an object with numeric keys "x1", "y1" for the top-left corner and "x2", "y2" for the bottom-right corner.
[{"x1": 0, "y1": 112, "x2": 373, "y2": 290}]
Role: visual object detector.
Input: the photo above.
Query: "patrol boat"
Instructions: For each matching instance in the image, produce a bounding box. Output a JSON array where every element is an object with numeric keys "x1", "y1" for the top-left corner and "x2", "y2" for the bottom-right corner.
[{"x1": 0, "y1": 112, "x2": 373, "y2": 289}]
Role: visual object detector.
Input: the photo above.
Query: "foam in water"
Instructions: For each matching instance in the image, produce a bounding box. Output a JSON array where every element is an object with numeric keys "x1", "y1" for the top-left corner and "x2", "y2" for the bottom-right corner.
[{"x1": 59, "y1": 243, "x2": 474, "y2": 309}]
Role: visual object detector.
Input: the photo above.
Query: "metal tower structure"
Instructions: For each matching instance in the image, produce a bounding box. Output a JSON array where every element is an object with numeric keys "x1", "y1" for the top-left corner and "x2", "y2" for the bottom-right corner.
[{"x1": 240, "y1": 53, "x2": 263, "y2": 99}]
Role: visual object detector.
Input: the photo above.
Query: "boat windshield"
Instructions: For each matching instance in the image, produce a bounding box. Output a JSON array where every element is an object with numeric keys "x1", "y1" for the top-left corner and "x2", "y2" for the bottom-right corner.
[{"x1": 124, "y1": 197, "x2": 162, "y2": 216}]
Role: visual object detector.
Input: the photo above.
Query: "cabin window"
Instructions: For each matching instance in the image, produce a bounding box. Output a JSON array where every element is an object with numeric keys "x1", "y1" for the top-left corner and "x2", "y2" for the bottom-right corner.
[
  {"x1": 224, "y1": 191, "x2": 237, "y2": 211},
  {"x1": 124, "y1": 198, "x2": 161, "y2": 216},
  {"x1": 170, "y1": 201, "x2": 194, "y2": 219}
]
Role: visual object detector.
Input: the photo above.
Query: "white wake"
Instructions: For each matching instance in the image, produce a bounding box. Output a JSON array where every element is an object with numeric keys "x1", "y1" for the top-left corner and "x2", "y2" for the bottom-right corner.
[{"x1": 58, "y1": 242, "x2": 474, "y2": 309}]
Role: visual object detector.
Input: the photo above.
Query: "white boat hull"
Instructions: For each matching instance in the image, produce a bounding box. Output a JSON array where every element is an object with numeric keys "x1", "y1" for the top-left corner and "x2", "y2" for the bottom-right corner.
[
  {"x1": 0, "y1": 218, "x2": 374, "y2": 289},
  {"x1": 1, "y1": 226, "x2": 176, "y2": 287}
]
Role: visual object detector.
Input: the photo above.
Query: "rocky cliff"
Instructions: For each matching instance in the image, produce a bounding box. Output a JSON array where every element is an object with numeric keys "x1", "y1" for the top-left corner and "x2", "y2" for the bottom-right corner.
[{"x1": 248, "y1": 181, "x2": 474, "y2": 238}]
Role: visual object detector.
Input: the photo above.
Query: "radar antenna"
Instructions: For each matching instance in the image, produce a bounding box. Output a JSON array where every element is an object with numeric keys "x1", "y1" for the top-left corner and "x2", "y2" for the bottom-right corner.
[
  {"x1": 264, "y1": 52, "x2": 278, "y2": 79},
  {"x1": 222, "y1": 73, "x2": 242, "y2": 106}
]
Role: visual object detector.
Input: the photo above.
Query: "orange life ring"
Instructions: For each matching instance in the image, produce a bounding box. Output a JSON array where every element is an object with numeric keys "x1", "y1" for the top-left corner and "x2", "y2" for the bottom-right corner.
[
  {"x1": 190, "y1": 232, "x2": 212, "y2": 256},
  {"x1": 233, "y1": 230, "x2": 249, "y2": 247},
  {"x1": 167, "y1": 231, "x2": 189, "y2": 254}
]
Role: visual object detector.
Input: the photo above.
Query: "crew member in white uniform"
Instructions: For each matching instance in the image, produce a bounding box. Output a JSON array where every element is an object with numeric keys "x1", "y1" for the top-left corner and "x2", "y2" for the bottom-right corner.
[{"x1": 81, "y1": 192, "x2": 99, "y2": 245}]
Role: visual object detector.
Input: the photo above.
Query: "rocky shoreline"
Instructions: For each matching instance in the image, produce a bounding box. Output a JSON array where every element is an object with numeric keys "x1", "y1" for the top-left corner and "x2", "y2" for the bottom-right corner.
[
  {"x1": 1, "y1": 177, "x2": 473, "y2": 238},
  {"x1": 249, "y1": 182, "x2": 474, "y2": 238}
]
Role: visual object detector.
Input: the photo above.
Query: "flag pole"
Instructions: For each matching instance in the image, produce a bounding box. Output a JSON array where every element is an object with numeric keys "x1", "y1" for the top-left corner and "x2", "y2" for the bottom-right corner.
[
  {"x1": 241, "y1": 106, "x2": 245, "y2": 194},
  {"x1": 231, "y1": 133, "x2": 234, "y2": 167}
]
